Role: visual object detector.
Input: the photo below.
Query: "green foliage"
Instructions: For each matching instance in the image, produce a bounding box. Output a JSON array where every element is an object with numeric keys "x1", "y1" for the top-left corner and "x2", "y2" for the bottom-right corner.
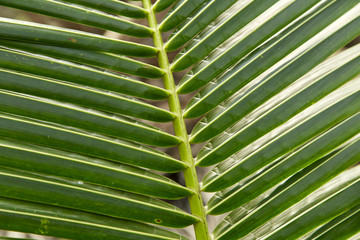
[{"x1": 0, "y1": 0, "x2": 359, "y2": 239}]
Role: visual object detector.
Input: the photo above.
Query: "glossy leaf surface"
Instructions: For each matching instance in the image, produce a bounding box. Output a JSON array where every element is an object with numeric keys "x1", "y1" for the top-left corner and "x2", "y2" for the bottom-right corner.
[
  {"x1": 59, "y1": 0, "x2": 148, "y2": 18},
  {"x1": 0, "y1": 17, "x2": 157, "y2": 57},
  {"x1": 0, "y1": 197, "x2": 188, "y2": 240},
  {"x1": 0, "y1": 40, "x2": 164, "y2": 78},
  {"x1": 0, "y1": 0, "x2": 359, "y2": 239},
  {"x1": 0, "y1": 0, "x2": 152, "y2": 37},
  {"x1": 0, "y1": 139, "x2": 190, "y2": 199},
  {"x1": 191, "y1": 7, "x2": 360, "y2": 143},
  {"x1": 196, "y1": 45, "x2": 360, "y2": 166}
]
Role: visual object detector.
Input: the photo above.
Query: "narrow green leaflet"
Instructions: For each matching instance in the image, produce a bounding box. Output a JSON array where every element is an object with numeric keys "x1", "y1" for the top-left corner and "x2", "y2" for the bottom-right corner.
[
  {"x1": 165, "y1": 0, "x2": 239, "y2": 52},
  {"x1": 0, "y1": 113, "x2": 187, "y2": 172},
  {"x1": 0, "y1": 69, "x2": 174, "y2": 122},
  {"x1": 264, "y1": 179, "x2": 360, "y2": 239},
  {"x1": 196, "y1": 44, "x2": 360, "y2": 166},
  {"x1": 175, "y1": 0, "x2": 320, "y2": 84},
  {"x1": 201, "y1": 80, "x2": 360, "y2": 190},
  {"x1": 184, "y1": 0, "x2": 358, "y2": 119},
  {"x1": 305, "y1": 205, "x2": 360, "y2": 240},
  {"x1": 0, "y1": 168, "x2": 198, "y2": 228},
  {"x1": 0, "y1": 40, "x2": 164, "y2": 78},
  {"x1": 0, "y1": 90, "x2": 180, "y2": 146},
  {"x1": 0, "y1": 17, "x2": 157, "y2": 57},
  {"x1": 0, "y1": 139, "x2": 191, "y2": 199},
  {"x1": 191, "y1": 7, "x2": 360, "y2": 143},
  {"x1": 211, "y1": 150, "x2": 340, "y2": 237},
  {"x1": 0, "y1": 0, "x2": 152, "y2": 37},
  {"x1": 60, "y1": 0, "x2": 148, "y2": 18},
  {"x1": 314, "y1": 211, "x2": 360, "y2": 240},
  {"x1": 213, "y1": 159, "x2": 360, "y2": 240},
  {"x1": 159, "y1": 0, "x2": 207, "y2": 32},
  {"x1": 206, "y1": 114, "x2": 360, "y2": 213},
  {"x1": 0, "y1": 48, "x2": 168, "y2": 100},
  {"x1": 0, "y1": 0, "x2": 359, "y2": 239},
  {"x1": 0, "y1": 197, "x2": 189, "y2": 240},
  {"x1": 153, "y1": 0, "x2": 177, "y2": 13},
  {"x1": 166, "y1": 0, "x2": 278, "y2": 55}
]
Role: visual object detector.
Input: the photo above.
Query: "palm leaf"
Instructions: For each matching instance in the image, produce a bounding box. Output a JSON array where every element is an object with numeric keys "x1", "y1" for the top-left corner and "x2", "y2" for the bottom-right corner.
[{"x1": 0, "y1": 0, "x2": 359, "y2": 239}]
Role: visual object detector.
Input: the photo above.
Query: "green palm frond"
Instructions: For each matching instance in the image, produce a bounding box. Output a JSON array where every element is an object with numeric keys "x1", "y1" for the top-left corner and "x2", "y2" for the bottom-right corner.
[{"x1": 0, "y1": 0, "x2": 359, "y2": 239}]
